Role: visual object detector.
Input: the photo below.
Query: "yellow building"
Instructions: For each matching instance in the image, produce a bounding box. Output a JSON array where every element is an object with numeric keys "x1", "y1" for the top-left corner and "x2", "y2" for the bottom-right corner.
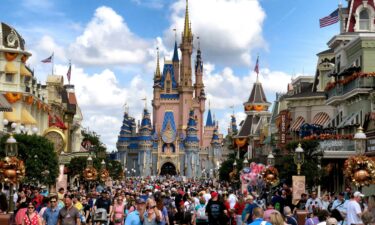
[{"x1": 0, "y1": 22, "x2": 49, "y2": 134}]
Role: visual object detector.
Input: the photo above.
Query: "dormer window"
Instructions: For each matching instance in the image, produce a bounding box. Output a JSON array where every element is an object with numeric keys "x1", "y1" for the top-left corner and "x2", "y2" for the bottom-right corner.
[{"x1": 359, "y1": 9, "x2": 370, "y2": 31}]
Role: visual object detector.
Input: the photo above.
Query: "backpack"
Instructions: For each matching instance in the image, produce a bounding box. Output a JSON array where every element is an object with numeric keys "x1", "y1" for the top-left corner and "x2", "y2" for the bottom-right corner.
[
  {"x1": 183, "y1": 201, "x2": 194, "y2": 220},
  {"x1": 196, "y1": 205, "x2": 208, "y2": 220}
]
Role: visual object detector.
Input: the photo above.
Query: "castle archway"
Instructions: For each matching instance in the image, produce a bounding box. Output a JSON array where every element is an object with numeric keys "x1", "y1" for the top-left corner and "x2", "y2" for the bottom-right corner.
[{"x1": 160, "y1": 162, "x2": 177, "y2": 176}]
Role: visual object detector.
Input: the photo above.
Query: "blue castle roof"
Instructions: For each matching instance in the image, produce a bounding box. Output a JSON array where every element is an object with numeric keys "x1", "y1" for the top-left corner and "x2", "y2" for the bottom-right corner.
[
  {"x1": 206, "y1": 109, "x2": 214, "y2": 126},
  {"x1": 172, "y1": 41, "x2": 179, "y2": 62},
  {"x1": 231, "y1": 115, "x2": 238, "y2": 133},
  {"x1": 160, "y1": 64, "x2": 178, "y2": 89},
  {"x1": 185, "y1": 109, "x2": 199, "y2": 143}
]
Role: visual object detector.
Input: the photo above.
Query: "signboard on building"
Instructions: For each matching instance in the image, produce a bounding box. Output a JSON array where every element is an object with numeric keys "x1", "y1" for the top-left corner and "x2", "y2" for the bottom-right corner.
[{"x1": 278, "y1": 110, "x2": 290, "y2": 147}]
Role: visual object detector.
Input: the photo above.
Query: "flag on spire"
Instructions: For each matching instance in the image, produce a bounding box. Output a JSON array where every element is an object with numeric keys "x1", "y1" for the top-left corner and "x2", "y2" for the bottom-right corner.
[
  {"x1": 254, "y1": 56, "x2": 259, "y2": 75},
  {"x1": 66, "y1": 62, "x2": 72, "y2": 83},
  {"x1": 41, "y1": 53, "x2": 53, "y2": 63},
  {"x1": 319, "y1": 9, "x2": 339, "y2": 28}
]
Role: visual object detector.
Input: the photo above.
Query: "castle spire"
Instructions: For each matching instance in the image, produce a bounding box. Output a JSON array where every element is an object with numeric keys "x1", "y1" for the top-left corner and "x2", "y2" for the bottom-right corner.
[
  {"x1": 183, "y1": 0, "x2": 192, "y2": 39},
  {"x1": 173, "y1": 41, "x2": 179, "y2": 62},
  {"x1": 154, "y1": 47, "x2": 161, "y2": 80}
]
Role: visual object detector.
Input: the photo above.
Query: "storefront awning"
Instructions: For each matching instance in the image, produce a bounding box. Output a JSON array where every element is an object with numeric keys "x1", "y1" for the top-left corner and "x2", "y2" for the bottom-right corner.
[
  {"x1": 4, "y1": 62, "x2": 17, "y2": 74},
  {"x1": 20, "y1": 64, "x2": 32, "y2": 77},
  {"x1": 0, "y1": 95, "x2": 12, "y2": 112},
  {"x1": 21, "y1": 108, "x2": 37, "y2": 125},
  {"x1": 290, "y1": 116, "x2": 305, "y2": 132},
  {"x1": 4, "y1": 107, "x2": 20, "y2": 122},
  {"x1": 312, "y1": 112, "x2": 330, "y2": 127}
]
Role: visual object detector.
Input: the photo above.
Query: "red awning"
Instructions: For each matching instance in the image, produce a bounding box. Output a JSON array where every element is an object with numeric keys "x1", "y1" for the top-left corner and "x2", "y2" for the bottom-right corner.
[
  {"x1": 290, "y1": 116, "x2": 305, "y2": 132},
  {"x1": 312, "y1": 112, "x2": 330, "y2": 127}
]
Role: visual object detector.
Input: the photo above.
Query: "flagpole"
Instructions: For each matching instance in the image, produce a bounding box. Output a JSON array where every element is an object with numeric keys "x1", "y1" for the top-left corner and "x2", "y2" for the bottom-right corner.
[
  {"x1": 68, "y1": 60, "x2": 71, "y2": 85},
  {"x1": 51, "y1": 52, "x2": 54, "y2": 75}
]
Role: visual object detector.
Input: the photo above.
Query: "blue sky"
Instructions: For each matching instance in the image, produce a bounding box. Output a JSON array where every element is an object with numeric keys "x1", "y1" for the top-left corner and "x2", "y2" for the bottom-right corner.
[{"x1": 1, "y1": 0, "x2": 342, "y2": 150}]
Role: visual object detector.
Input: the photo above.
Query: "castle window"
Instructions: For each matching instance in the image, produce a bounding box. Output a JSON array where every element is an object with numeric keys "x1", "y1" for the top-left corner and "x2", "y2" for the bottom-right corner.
[{"x1": 359, "y1": 9, "x2": 370, "y2": 31}]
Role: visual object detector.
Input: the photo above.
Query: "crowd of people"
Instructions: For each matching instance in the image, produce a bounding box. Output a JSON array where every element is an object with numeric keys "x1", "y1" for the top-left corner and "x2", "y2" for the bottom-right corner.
[{"x1": 0, "y1": 177, "x2": 374, "y2": 225}]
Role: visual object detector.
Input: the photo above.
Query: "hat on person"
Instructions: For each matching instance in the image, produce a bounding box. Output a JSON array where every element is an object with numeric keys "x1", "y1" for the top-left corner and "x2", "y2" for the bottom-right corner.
[
  {"x1": 136, "y1": 198, "x2": 146, "y2": 204},
  {"x1": 211, "y1": 192, "x2": 218, "y2": 199},
  {"x1": 353, "y1": 191, "x2": 364, "y2": 197}
]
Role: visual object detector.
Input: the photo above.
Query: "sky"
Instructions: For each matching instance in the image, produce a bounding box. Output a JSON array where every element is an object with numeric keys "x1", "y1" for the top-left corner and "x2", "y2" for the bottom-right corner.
[{"x1": 1, "y1": 0, "x2": 342, "y2": 151}]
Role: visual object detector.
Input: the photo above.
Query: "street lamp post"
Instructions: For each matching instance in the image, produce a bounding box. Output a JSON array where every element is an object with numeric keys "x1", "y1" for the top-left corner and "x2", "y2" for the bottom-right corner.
[
  {"x1": 267, "y1": 152, "x2": 275, "y2": 167},
  {"x1": 354, "y1": 126, "x2": 367, "y2": 154},
  {"x1": 5, "y1": 135, "x2": 18, "y2": 213},
  {"x1": 294, "y1": 143, "x2": 304, "y2": 175}
]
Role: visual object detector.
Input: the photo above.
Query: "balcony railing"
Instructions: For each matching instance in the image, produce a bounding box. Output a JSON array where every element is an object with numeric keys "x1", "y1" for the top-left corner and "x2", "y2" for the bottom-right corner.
[{"x1": 327, "y1": 76, "x2": 375, "y2": 99}]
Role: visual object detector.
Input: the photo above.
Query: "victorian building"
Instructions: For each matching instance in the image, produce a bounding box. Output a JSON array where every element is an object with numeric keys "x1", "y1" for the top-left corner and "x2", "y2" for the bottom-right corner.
[{"x1": 116, "y1": 1, "x2": 223, "y2": 178}]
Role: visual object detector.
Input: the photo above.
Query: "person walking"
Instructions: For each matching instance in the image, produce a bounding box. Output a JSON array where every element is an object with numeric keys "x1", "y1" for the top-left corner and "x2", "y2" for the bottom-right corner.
[
  {"x1": 346, "y1": 192, "x2": 364, "y2": 225},
  {"x1": 43, "y1": 196, "x2": 60, "y2": 225},
  {"x1": 205, "y1": 192, "x2": 227, "y2": 225},
  {"x1": 125, "y1": 198, "x2": 146, "y2": 225},
  {"x1": 22, "y1": 202, "x2": 42, "y2": 225},
  {"x1": 57, "y1": 194, "x2": 81, "y2": 225},
  {"x1": 111, "y1": 196, "x2": 125, "y2": 225},
  {"x1": 248, "y1": 207, "x2": 272, "y2": 225}
]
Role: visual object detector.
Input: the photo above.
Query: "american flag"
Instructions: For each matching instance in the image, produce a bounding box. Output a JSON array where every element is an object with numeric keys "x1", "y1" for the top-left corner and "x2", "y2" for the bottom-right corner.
[
  {"x1": 41, "y1": 54, "x2": 53, "y2": 63},
  {"x1": 320, "y1": 9, "x2": 339, "y2": 28},
  {"x1": 66, "y1": 63, "x2": 71, "y2": 82},
  {"x1": 254, "y1": 56, "x2": 259, "y2": 75}
]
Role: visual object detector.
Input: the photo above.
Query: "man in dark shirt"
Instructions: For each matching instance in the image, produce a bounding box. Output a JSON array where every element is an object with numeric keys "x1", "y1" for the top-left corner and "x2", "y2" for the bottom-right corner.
[
  {"x1": 94, "y1": 190, "x2": 112, "y2": 215},
  {"x1": 57, "y1": 194, "x2": 80, "y2": 225},
  {"x1": 205, "y1": 192, "x2": 227, "y2": 225}
]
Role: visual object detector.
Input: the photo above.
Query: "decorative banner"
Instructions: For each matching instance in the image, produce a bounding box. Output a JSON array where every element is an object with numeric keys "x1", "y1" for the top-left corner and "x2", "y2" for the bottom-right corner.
[{"x1": 292, "y1": 176, "x2": 306, "y2": 204}]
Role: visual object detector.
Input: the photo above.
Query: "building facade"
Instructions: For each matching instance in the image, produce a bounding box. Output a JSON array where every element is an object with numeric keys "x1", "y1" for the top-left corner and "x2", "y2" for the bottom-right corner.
[{"x1": 116, "y1": 2, "x2": 223, "y2": 178}]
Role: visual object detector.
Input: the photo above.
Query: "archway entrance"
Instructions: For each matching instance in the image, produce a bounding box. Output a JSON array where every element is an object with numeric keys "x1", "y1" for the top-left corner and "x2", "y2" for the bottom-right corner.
[{"x1": 160, "y1": 162, "x2": 177, "y2": 176}]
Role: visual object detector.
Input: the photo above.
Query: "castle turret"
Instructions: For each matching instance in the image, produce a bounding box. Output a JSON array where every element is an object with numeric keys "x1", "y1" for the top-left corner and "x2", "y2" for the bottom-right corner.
[
  {"x1": 117, "y1": 111, "x2": 136, "y2": 168},
  {"x1": 180, "y1": 0, "x2": 193, "y2": 87},
  {"x1": 194, "y1": 41, "x2": 204, "y2": 98},
  {"x1": 184, "y1": 109, "x2": 199, "y2": 178},
  {"x1": 210, "y1": 124, "x2": 222, "y2": 171},
  {"x1": 172, "y1": 41, "x2": 180, "y2": 86},
  {"x1": 138, "y1": 109, "x2": 153, "y2": 176},
  {"x1": 229, "y1": 115, "x2": 238, "y2": 135}
]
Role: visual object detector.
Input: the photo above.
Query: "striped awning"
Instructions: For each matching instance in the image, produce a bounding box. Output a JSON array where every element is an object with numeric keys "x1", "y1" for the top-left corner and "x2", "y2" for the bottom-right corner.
[
  {"x1": 344, "y1": 112, "x2": 360, "y2": 127},
  {"x1": 21, "y1": 108, "x2": 37, "y2": 125},
  {"x1": 312, "y1": 112, "x2": 330, "y2": 127},
  {"x1": 0, "y1": 95, "x2": 12, "y2": 112},
  {"x1": 4, "y1": 107, "x2": 20, "y2": 122},
  {"x1": 290, "y1": 116, "x2": 305, "y2": 132}
]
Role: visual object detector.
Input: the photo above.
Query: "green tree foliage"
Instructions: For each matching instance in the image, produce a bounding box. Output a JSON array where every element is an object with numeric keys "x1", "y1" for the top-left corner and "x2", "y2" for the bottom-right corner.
[
  {"x1": 0, "y1": 134, "x2": 59, "y2": 185},
  {"x1": 66, "y1": 156, "x2": 123, "y2": 181},
  {"x1": 278, "y1": 140, "x2": 324, "y2": 188},
  {"x1": 81, "y1": 129, "x2": 106, "y2": 157}
]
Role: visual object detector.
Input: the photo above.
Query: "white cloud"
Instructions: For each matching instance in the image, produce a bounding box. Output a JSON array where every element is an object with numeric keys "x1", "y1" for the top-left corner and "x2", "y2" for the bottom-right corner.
[
  {"x1": 54, "y1": 64, "x2": 154, "y2": 150},
  {"x1": 68, "y1": 6, "x2": 150, "y2": 66},
  {"x1": 204, "y1": 65, "x2": 293, "y2": 110},
  {"x1": 165, "y1": 0, "x2": 266, "y2": 66}
]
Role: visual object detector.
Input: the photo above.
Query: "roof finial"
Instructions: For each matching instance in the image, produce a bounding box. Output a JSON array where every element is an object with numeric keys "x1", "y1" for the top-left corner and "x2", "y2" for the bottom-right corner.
[
  {"x1": 254, "y1": 54, "x2": 259, "y2": 83},
  {"x1": 184, "y1": 0, "x2": 191, "y2": 38},
  {"x1": 230, "y1": 105, "x2": 234, "y2": 115},
  {"x1": 209, "y1": 100, "x2": 211, "y2": 109},
  {"x1": 141, "y1": 97, "x2": 147, "y2": 110},
  {"x1": 197, "y1": 36, "x2": 200, "y2": 50},
  {"x1": 155, "y1": 47, "x2": 161, "y2": 80},
  {"x1": 173, "y1": 28, "x2": 177, "y2": 41}
]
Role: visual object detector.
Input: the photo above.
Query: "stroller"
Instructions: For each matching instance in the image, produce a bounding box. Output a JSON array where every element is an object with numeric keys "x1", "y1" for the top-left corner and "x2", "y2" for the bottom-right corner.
[{"x1": 93, "y1": 208, "x2": 108, "y2": 225}]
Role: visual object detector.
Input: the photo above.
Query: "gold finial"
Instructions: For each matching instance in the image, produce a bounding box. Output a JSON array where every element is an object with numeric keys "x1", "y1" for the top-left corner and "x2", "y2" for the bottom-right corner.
[
  {"x1": 184, "y1": 0, "x2": 191, "y2": 38},
  {"x1": 197, "y1": 36, "x2": 200, "y2": 49},
  {"x1": 173, "y1": 28, "x2": 177, "y2": 41},
  {"x1": 155, "y1": 47, "x2": 161, "y2": 79}
]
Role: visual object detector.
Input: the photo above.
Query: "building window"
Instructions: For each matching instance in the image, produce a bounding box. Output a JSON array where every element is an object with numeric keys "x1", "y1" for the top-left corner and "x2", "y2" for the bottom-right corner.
[
  {"x1": 359, "y1": 9, "x2": 370, "y2": 31},
  {"x1": 5, "y1": 73, "x2": 14, "y2": 82}
]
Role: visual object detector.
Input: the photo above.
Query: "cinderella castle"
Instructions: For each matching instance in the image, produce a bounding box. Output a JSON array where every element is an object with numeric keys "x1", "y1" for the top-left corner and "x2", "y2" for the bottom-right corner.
[{"x1": 116, "y1": 1, "x2": 224, "y2": 178}]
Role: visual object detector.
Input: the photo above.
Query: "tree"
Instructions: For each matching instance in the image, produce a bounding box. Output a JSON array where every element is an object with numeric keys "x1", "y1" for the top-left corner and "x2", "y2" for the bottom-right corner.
[
  {"x1": 81, "y1": 129, "x2": 106, "y2": 158},
  {"x1": 66, "y1": 157, "x2": 123, "y2": 181},
  {"x1": 278, "y1": 140, "x2": 324, "y2": 189},
  {"x1": 0, "y1": 134, "x2": 59, "y2": 186}
]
